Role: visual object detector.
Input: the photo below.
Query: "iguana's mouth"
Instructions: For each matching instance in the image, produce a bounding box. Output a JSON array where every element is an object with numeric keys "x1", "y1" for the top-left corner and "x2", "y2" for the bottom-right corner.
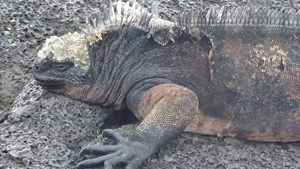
[{"x1": 34, "y1": 73, "x2": 65, "y2": 87}]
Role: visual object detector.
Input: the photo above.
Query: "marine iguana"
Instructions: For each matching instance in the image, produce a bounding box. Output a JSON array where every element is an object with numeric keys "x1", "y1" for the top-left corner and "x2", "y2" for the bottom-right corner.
[{"x1": 33, "y1": 0, "x2": 300, "y2": 168}]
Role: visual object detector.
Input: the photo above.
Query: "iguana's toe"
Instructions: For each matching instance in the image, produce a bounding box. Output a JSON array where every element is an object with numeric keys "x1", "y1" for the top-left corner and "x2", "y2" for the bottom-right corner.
[
  {"x1": 76, "y1": 129, "x2": 152, "y2": 169},
  {"x1": 102, "y1": 129, "x2": 127, "y2": 141},
  {"x1": 76, "y1": 152, "x2": 121, "y2": 169},
  {"x1": 79, "y1": 144, "x2": 120, "y2": 156}
]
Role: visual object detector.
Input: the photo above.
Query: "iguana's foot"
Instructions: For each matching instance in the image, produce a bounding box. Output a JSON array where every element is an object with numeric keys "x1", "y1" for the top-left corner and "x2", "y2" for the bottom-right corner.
[{"x1": 76, "y1": 129, "x2": 153, "y2": 169}]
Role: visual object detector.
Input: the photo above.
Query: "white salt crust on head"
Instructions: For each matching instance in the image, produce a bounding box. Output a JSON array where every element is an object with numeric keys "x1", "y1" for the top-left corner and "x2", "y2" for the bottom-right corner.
[{"x1": 37, "y1": 32, "x2": 90, "y2": 70}]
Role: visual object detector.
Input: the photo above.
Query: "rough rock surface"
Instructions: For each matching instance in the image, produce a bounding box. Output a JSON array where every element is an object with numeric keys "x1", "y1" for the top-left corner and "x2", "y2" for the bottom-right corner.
[
  {"x1": 0, "y1": 81, "x2": 113, "y2": 168},
  {"x1": 1, "y1": 0, "x2": 300, "y2": 168}
]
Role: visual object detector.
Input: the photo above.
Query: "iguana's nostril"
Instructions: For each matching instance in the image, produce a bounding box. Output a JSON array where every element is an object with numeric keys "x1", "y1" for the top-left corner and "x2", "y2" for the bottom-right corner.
[{"x1": 35, "y1": 64, "x2": 39, "y2": 70}]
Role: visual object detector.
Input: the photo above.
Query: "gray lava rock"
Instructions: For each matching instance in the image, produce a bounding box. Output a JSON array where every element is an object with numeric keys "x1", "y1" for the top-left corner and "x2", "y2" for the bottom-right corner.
[{"x1": 0, "y1": 81, "x2": 112, "y2": 168}]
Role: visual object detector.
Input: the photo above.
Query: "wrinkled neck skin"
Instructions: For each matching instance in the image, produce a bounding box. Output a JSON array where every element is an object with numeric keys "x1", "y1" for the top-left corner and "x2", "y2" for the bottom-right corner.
[{"x1": 82, "y1": 26, "x2": 167, "y2": 110}]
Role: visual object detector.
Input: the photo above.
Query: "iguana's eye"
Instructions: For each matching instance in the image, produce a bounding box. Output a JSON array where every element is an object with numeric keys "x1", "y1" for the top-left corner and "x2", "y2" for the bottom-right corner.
[
  {"x1": 55, "y1": 64, "x2": 71, "y2": 72},
  {"x1": 47, "y1": 52, "x2": 54, "y2": 59}
]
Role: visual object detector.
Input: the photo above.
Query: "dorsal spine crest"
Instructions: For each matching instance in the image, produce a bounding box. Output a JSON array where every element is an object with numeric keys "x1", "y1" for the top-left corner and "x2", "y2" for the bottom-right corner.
[
  {"x1": 84, "y1": 0, "x2": 179, "y2": 45},
  {"x1": 179, "y1": 6, "x2": 300, "y2": 27}
]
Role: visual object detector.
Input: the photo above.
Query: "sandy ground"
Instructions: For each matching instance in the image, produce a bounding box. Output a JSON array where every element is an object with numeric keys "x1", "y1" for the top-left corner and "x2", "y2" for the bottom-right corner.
[{"x1": 1, "y1": 0, "x2": 300, "y2": 168}]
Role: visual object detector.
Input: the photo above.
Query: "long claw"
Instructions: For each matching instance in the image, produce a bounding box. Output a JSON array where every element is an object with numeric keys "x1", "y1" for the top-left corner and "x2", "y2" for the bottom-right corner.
[
  {"x1": 79, "y1": 144, "x2": 120, "y2": 156},
  {"x1": 76, "y1": 152, "x2": 120, "y2": 169},
  {"x1": 103, "y1": 129, "x2": 127, "y2": 142}
]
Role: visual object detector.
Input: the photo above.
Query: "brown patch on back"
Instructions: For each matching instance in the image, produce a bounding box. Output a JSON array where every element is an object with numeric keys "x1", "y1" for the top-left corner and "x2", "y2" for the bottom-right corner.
[
  {"x1": 185, "y1": 109, "x2": 235, "y2": 138},
  {"x1": 185, "y1": 109, "x2": 300, "y2": 142},
  {"x1": 243, "y1": 128, "x2": 300, "y2": 142},
  {"x1": 282, "y1": 68, "x2": 300, "y2": 100}
]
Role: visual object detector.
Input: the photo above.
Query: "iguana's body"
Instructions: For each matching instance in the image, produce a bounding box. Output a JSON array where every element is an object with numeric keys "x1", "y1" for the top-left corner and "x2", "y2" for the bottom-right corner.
[{"x1": 33, "y1": 1, "x2": 300, "y2": 168}]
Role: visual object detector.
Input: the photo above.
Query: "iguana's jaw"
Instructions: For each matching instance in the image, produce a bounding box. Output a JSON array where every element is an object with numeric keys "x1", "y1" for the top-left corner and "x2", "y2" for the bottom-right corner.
[{"x1": 34, "y1": 73, "x2": 65, "y2": 88}]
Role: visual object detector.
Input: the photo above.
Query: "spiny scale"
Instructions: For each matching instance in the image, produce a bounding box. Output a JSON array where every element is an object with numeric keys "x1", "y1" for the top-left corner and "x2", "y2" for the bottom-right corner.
[
  {"x1": 151, "y1": 2, "x2": 159, "y2": 17},
  {"x1": 95, "y1": 9, "x2": 103, "y2": 27}
]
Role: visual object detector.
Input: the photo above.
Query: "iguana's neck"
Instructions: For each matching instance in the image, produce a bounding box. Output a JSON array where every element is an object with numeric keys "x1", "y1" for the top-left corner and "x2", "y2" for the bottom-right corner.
[
  {"x1": 82, "y1": 26, "x2": 157, "y2": 110},
  {"x1": 59, "y1": 68, "x2": 94, "y2": 102}
]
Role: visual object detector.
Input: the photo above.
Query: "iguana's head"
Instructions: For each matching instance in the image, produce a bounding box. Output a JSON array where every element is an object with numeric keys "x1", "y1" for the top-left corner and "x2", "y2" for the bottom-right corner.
[
  {"x1": 33, "y1": 0, "x2": 181, "y2": 108},
  {"x1": 33, "y1": 32, "x2": 91, "y2": 98}
]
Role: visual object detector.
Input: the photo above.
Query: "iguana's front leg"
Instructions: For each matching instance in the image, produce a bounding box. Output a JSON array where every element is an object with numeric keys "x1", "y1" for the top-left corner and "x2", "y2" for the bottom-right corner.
[{"x1": 76, "y1": 84, "x2": 198, "y2": 169}]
